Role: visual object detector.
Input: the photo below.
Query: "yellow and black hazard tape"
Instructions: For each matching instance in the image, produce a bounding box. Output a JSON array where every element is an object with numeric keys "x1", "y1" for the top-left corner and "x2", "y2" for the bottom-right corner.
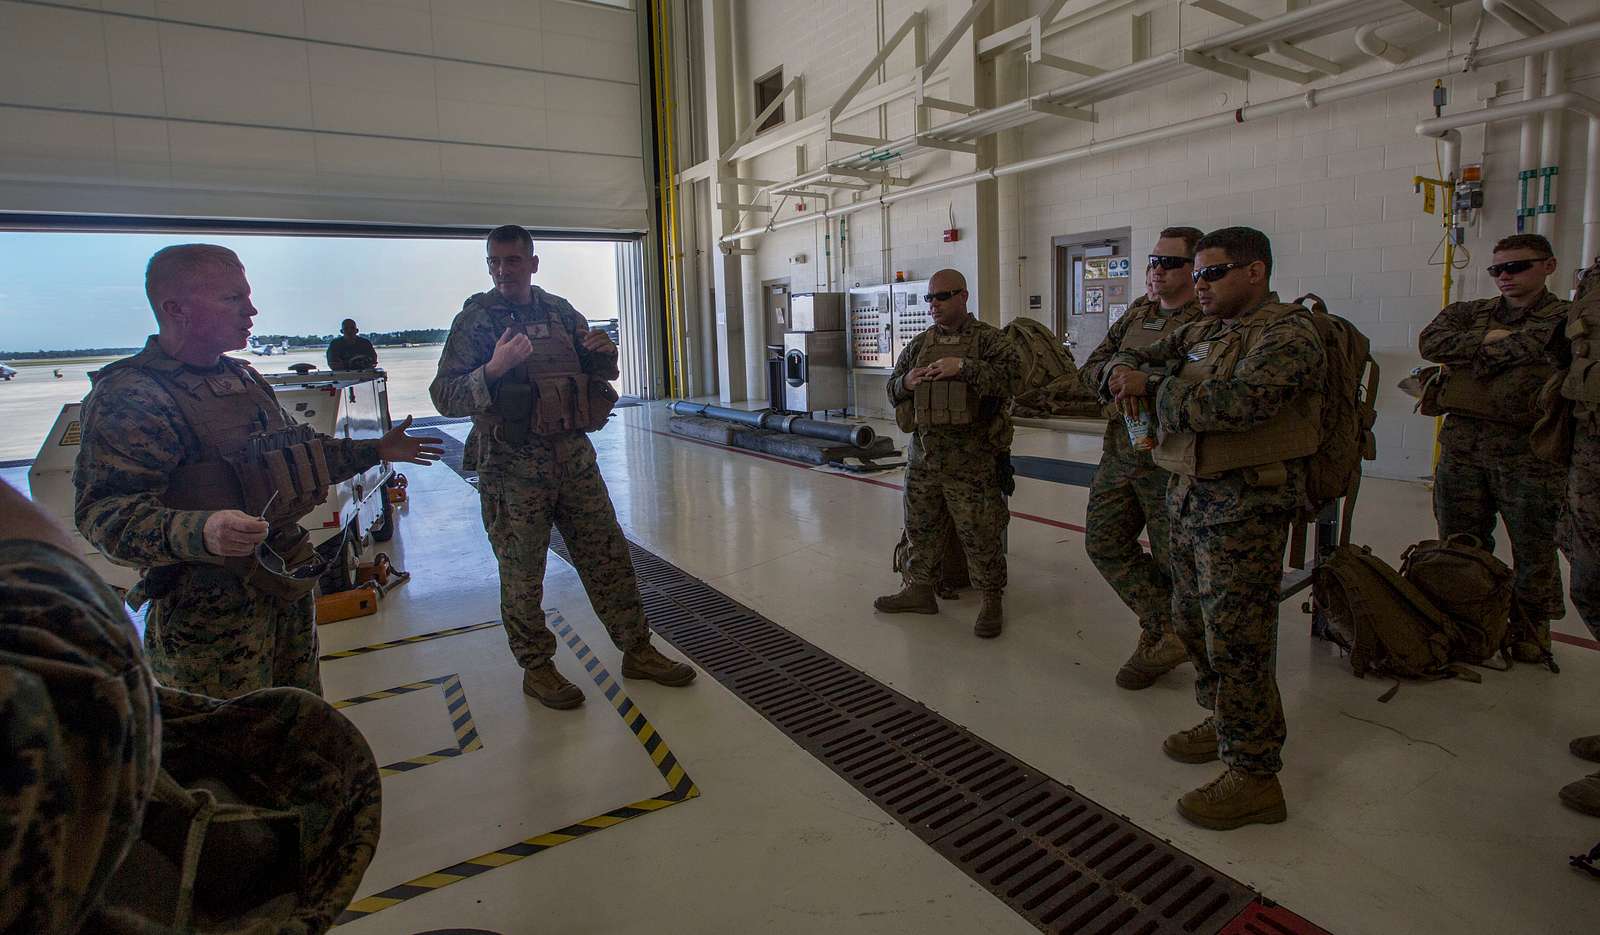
[
  {"x1": 332, "y1": 673, "x2": 483, "y2": 777},
  {"x1": 334, "y1": 613, "x2": 698, "y2": 926},
  {"x1": 319, "y1": 619, "x2": 503, "y2": 661}
]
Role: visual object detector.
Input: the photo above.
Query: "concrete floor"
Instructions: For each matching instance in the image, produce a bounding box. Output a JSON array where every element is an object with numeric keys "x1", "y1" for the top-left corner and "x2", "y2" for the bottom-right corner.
[{"x1": 7, "y1": 401, "x2": 1597, "y2": 935}]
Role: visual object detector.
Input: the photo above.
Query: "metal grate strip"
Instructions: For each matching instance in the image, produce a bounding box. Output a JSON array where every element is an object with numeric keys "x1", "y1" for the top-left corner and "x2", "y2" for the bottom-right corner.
[{"x1": 546, "y1": 528, "x2": 1323, "y2": 935}]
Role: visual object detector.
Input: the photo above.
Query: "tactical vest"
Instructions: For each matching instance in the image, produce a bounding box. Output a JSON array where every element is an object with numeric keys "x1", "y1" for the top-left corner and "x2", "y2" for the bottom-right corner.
[
  {"x1": 1151, "y1": 303, "x2": 1322, "y2": 479},
  {"x1": 1104, "y1": 298, "x2": 1200, "y2": 419},
  {"x1": 894, "y1": 326, "x2": 980, "y2": 432},
  {"x1": 487, "y1": 309, "x2": 617, "y2": 443},
  {"x1": 1434, "y1": 301, "x2": 1559, "y2": 426},
  {"x1": 1563, "y1": 293, "x2": 1600, "y2": 417},
  {"x1": 95, "y1": 347, "x2": 328, "y2": 600}
]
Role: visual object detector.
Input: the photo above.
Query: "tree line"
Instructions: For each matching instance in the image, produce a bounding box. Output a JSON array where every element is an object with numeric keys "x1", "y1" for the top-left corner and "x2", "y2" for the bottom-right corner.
[{"x1": 252, "y1": 328, "x2": 452, "y2": 347}]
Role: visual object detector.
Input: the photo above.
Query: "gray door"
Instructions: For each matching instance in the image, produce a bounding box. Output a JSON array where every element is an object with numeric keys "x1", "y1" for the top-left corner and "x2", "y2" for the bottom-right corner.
[{"x1": 1053, "y1": 229, "x2": 1132, "y2": 360}]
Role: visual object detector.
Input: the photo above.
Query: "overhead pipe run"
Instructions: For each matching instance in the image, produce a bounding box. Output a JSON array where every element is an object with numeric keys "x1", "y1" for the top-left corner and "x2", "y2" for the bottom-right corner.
[
  {"x1": 669, "y1": 401, "x2": 876, "y2": 449},
  {"x1": 720, "y1": 18, "x2": 1600, "y2": 247},
  {"x1": 1355, "y1": 19, "x2": 1411, "y2": 65},
  {"x1": 1417, "y1": 91, "x2": 1600, "y2": 263}
]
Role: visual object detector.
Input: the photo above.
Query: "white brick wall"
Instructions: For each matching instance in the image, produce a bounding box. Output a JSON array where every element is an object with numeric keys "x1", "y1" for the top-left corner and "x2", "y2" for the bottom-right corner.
[{"x1": 723, "y1": 0, "x2": 1599, "y2": 479}]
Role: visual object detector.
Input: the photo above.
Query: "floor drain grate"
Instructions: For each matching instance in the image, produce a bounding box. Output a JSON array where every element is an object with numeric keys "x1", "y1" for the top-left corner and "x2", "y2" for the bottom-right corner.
[{"x1": 547, "y1": 529, "x2": 1312, "y2": 935}]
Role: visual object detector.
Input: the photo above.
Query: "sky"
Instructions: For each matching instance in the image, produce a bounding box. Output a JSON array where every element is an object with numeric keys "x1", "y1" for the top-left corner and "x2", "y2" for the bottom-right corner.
[{"x1": 0, "y1": 232, "x2": 623, "y2": 352}]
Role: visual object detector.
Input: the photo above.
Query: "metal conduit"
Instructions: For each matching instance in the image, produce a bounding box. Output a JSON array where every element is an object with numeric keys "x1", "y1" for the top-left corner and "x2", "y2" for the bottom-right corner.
[
  {"x1": 669, "y1": 401, "x2": 876, "y2": 449},
  {"x1": 722, "y1": 17, "x2": 1600, "y2": 245}
]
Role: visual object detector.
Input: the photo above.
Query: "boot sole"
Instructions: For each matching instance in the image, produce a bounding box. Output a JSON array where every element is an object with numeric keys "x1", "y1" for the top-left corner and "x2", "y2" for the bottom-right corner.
[
  {"x1": 974, "y1": 625, "x2": 1002, "y2": 639},
  {"x1": 875, "y1": 604, "x2": 939, "y2": 615},
  {"x1": 1177, "y1": 800, "x2": 1287, "y2": 830},
  {"x1": 622, "y1": 665, "x2": 698, "y2": 687},
  {"x1": 1116, "y1": 666, "x2": 1159, "y2": 690},
  {"x1": 1570, "y1": 742, "x2": 1600, "y2": 764},
  {"x1": 524, "y1": 687, "x2": 585, "y2": 710},
  {"x1": 1163, "y1": 742, "x2": 1220, "y2": 764}
]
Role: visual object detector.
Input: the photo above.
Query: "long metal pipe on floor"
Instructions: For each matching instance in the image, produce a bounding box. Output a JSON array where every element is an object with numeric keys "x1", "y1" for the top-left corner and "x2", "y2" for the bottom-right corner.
[
  {"x1": 669, "y1": 401, "x2": 876, "y2": 448},
  {"x1": 720, "y1": 17, "x2": 1600, "y2": 246}
]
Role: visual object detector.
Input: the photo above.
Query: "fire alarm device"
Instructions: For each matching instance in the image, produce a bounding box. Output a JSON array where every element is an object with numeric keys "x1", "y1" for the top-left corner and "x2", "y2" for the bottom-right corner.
[{"x1": 943, "y1": 228, "x2": 959, "y2": 243}]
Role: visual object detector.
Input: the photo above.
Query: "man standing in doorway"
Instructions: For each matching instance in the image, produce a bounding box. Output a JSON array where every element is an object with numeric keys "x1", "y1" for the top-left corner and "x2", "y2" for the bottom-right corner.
[
  {"x1": 1108, "y1": 227, "x2": 1326, "y2": 829},
  {"x1": 327, "y1": 318, "x2": 378, "y2": 371},
  {"x1": 430, "y1": 225, "x2": 695, "y2": 709},
  {"x1": 1419, "y1": 233, "x2": 1568, "y2": 668},
  {"x1": 75, "y1": 244, "x2": 444, "y2": 699},
  {"x1": 1081, "y1": 227, "x2": 1205, "y2": 690},
  {"x1": 875, "y1": 269, "x2": 1021, "y2": 638}
]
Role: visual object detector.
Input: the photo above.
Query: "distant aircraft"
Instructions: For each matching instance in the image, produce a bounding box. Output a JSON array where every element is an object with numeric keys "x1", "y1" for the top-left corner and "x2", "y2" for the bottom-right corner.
[
  {"x1": 248, "y1": 337, "x2": 289, "y2": 356},
  {"x1": 0, "y1": 363, "x2": 15, "y2": 381}
]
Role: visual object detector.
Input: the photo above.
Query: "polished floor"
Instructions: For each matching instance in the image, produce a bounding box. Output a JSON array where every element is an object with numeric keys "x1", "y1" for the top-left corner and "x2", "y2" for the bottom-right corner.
[{"x1": 11, "y1": 400, "x2": 1597, "y2": 934}]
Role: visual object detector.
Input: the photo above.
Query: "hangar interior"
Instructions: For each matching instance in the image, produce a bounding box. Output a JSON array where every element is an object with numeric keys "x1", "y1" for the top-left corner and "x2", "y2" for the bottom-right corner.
[{"x1": 3, "y1": 0, "x2": 1600, "y2": 933}]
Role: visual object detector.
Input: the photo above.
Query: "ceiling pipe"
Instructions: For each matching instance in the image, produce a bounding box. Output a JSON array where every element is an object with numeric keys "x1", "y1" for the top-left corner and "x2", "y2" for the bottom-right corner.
[
  {"x1": 1417, "y1": 91, "x2": 1600, "y2": 263},
  {"x1": 1355, "y1": 18, "x2": 1412, "y2": 65},
  {"x1": 722, "y1": 18, "x2": 1600, "y2": 247}
]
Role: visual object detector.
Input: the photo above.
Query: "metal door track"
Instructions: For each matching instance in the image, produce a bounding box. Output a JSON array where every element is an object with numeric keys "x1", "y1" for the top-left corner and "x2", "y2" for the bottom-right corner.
[{"x1": 547, "y1": 529, "x2": 1329, "y2": 935}]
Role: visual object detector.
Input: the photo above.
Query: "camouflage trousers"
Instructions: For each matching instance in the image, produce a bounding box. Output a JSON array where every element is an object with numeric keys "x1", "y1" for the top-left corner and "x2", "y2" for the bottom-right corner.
[
  {"x1": 1560, "y1": 430, "x2": 1600, "y2": 638},
  {"x1": 902, "y1": 461, "x2": 1008, "y2": 593},
  {"x1": 144, "y1": 569, "x2": 319, "y2": 699},
  {"x1": 1433, "y1": 423, "x2": 1566, "y2": 640},
  {"x1": 477, "y1": 458, "x2": 650, "y2": 669},
  {"x1": 1086, "y1": 445, "x2": 1174, "y2": 637},
  {"x1": 1169, "y1": 512, "x2": 1290, "y2": 776}
]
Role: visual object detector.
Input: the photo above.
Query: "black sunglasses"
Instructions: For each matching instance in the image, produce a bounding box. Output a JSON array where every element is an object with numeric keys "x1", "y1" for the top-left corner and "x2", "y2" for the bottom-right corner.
[
  {"x1": 1148, "y1": 255, "x2": 1192, "y2": 270},
  {"x1": 1192, "y1": 261, "x2": 1248, "y2": 284},
  {"x1": 256, "y1": 541, "x2": 328, "y2": 580},
  {"x1": 1485, "y1": 258, "x2": 1548, "y2": 277},
  {"x1": 924, "y1": 289, "x2": 965, "y2": 303}
]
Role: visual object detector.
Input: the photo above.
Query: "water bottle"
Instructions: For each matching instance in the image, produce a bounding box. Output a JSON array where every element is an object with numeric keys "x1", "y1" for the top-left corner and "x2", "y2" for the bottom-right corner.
[{"x1": 1123, "y1": 401, "x2": 1156, "y2": 451}]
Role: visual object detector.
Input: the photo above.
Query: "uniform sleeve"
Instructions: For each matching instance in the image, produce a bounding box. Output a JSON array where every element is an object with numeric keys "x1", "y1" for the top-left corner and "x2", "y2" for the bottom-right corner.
[
  {"x1": 428, "y1": 309, "x2": 497, "y2": 418},
  {"x1": 963, "y1": 328, "x2": 1021, "y2": 400},
  {"x1": 73, "y1": 376, "x2": 214, "y2": 567},
  {"x1": 1474, "y1": 303, "x2": 1565, "y2": 374},
  {"x1": 1081, "y1": 315, "x2": 1134, "y2": 399},
  {"x1": 325, "y1": 341, "x2": 344, "y2": 371},
  {"x1": 1154, "y1": 316, "x2": 1325, "y2": 433},
  {"x1": 564, "y1": 304, "x2": 620, "y2": 382},
  {"x1": 361, "y1": 338, "x2": 378, "y2": 364},
  {"x1": 887, "y1": 333, "x2": 923, "y2": 404},
  {"x1": 1418, "y1": 301, "x2": 1483, "y2": 365}
]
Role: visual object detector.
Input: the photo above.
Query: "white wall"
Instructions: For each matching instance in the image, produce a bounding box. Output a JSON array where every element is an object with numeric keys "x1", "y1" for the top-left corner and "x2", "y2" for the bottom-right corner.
[
  {"x1": 0, "y1": 0, "x2": 648, "y2": 230},
  {"x1": 717, "y1": 0, "x2": 1600, "y2": 478}
]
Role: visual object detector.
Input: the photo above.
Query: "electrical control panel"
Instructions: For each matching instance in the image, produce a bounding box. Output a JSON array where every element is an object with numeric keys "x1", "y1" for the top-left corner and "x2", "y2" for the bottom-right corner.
[
  {"x1": 892, "y1": 280, "x2": 932, "y2": 360},
  {"x1": 848, "y1": 286, "x2": 893, "y2": 369}
]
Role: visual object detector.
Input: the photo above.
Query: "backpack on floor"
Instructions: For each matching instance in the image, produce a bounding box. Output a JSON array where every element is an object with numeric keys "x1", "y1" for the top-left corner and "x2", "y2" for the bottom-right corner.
[
  {"x1": 1312, "y1": 544, "x2": 1468, "y2": 682},
  {"x1": 1399, "y1": 534, "x2": 1515, "y2": 664},
  {"x1": 893, "y1": 525, "x2": 969, "y2": 598}
]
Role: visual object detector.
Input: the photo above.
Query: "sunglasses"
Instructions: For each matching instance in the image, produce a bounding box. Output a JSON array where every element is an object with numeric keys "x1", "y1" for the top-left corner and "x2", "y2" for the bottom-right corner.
[
  {"x1": 924, "y1": 289, "x2": 965, "y2": 303},
  {"x1": 1485, "y1": 258, "x2": 1548, "y2": 277},
  {"x1": 256, "y1": 541, "x2": 329, "y2": 580},
  {"x1": 1148, "y1": 255, "x2": 1192, "y2": 270},
  {"x1": 1191, "y1": 261, "x2": 1249, "y2": 284}
]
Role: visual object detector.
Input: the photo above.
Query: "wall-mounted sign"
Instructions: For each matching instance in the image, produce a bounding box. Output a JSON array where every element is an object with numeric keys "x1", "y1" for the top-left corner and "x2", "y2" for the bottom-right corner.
[
  {"x1": 1108, "y1": 257, "x2": 1132, "y2": 278},
  {"x1": 1029, "y1": 295, "x2": 1042, "y2": 309},
  {"x1": 1085, "y1": 287, "x2": 1105, "y2": 315}
]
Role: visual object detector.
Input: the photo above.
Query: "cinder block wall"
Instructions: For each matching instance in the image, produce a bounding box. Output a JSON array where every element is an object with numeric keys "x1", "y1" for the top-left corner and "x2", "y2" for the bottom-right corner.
[{"x1": 723, "y1": 0, "x2": 1599, "y2": 479}]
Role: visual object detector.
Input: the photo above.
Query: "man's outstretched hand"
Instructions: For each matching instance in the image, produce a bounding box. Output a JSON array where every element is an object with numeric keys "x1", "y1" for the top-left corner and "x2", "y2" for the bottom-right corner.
[{"x1": 378, "y1": 416, "x2": 445, "y2": 466}]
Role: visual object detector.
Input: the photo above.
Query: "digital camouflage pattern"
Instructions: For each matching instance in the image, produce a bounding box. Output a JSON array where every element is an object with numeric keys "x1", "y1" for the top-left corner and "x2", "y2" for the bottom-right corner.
[
  {"x1": 1169, "y1": 513, "x2": 1291, "y2": 775},
  {"x1": 74, "y1": 336, "x2": 381, "y2": 699},
  {"x1": 1421, "y1": 292, "x2": 1569, "y2": 640},
  {"x1": 430, "y1": 288, "x2": 649, "y2": 668},
  {"x1": 1107, "y1": 294, "x2": 1326, "y2": 774},
  {"x1": 1, "y1": 538, "x2": 160, "y2": 934},
  {"x1": 1080, "y1": 296, "x2": 1204, "y2": 636},
  {"x1": 887, "y1": 316, "x2": 1021, "y2": 593},
  {"x1": 1560, "y1": 270, "x2": 1600, "y2": 636}
]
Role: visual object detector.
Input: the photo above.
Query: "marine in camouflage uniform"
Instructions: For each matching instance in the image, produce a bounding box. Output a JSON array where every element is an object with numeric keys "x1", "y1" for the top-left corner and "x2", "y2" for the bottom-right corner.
[
  {"x1": 1108, "y1": 227, "x2": 1325, "y2": 830},
  {"x1": 1556, "y1": 258, "x2": 1600, "y2": 815},
  {"x1": 1, "y1": 483, "x2": 159, "y2": 934},
  {"x1": 875, "y1": 269, "x2": 1021, "y2": 638},
  {"x1": 430, "y1": 225, "x2": 693, "y2": 709},
  {"x1": 1419, "y1": 234, "x2": 1568, "y2": 667},
  {"x1": 1081, "y1": 227, "x2": 1207, "y2": 690},
  {"x1": 74, "y1": 246, "x2": 441, "y2": 700}
]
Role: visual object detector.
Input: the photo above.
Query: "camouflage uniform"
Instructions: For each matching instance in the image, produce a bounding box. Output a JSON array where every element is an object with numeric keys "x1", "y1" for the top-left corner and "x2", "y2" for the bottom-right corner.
[
  {"x1": 1109, "y1": 294, "x2": 1326, "y2": 775},
  {"x1": 887, "y1": 315, "x2": 1021, "y2": 593},
  {"x1": 74, "y1": 337, "x2": 382, "y2": 699},
  {"x1": 1, "y1": 538, "x2": 160, "y2": 934},
  {"x1": 430, "y1": 287, "x2": 649, "y2": 669},
  {"x1": 1419, "y1": 291, "x2": 1568, "y2": 649},
  {"x1": 1558, "y1": 274, "x2": 1600, "y2": 637},
  {"x1": 326, "y1": 334, "x2": 378, "y2": 371},
  {"x1": 1080, "y1": 296, "x2": 1203, "y2": 640}
]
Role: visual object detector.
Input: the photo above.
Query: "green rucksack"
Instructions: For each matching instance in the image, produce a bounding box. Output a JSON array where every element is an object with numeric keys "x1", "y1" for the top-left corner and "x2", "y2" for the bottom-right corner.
[
  {"x1": 1399, "y1": 534, "x2": 1515, "y2": 664},
  {"x1": 1312, "y1": 544, "x2": 1466, "y2": 682}
]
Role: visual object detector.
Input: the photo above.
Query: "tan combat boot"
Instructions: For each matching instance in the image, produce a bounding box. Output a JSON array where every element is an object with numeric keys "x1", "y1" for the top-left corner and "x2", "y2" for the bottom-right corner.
[
  {"x1": 1178, "y1": 768, "x2": 1287, "y2": 829},
  {"x1": 622, "y1": 643, "x2": 697, "y2": 686},
  {"x1": 1163, "y1": 717, "x2": 1220, "y2": 764},
  {"x1": 1560, "y1": 772, "x2": 1600, "y2": 817},
  {"x1": 974, "y1": 591, "x2": 1003, "y2": 639},
  {"x1": 1571, "y1": 734, "x2": 1600, "y2": 763},
  {"x1": 874, "y1": 582, "x2": 938, "y2": 614},
  {"x1": 523, "y1": 662, "x2": 584, "y2": 709},
  {"x1": 1115, "y1": 627, "x2": 1189, "y2": 690}
]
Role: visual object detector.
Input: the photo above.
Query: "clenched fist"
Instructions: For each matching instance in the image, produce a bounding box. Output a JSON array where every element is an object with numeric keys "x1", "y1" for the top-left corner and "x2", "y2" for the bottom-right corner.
[
  {"x1": 485, "y1": 326, "x2": 534, "y2": 381},
  {"x1": 203, "y1": 509, "x2": 269, "y2": 557}
]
